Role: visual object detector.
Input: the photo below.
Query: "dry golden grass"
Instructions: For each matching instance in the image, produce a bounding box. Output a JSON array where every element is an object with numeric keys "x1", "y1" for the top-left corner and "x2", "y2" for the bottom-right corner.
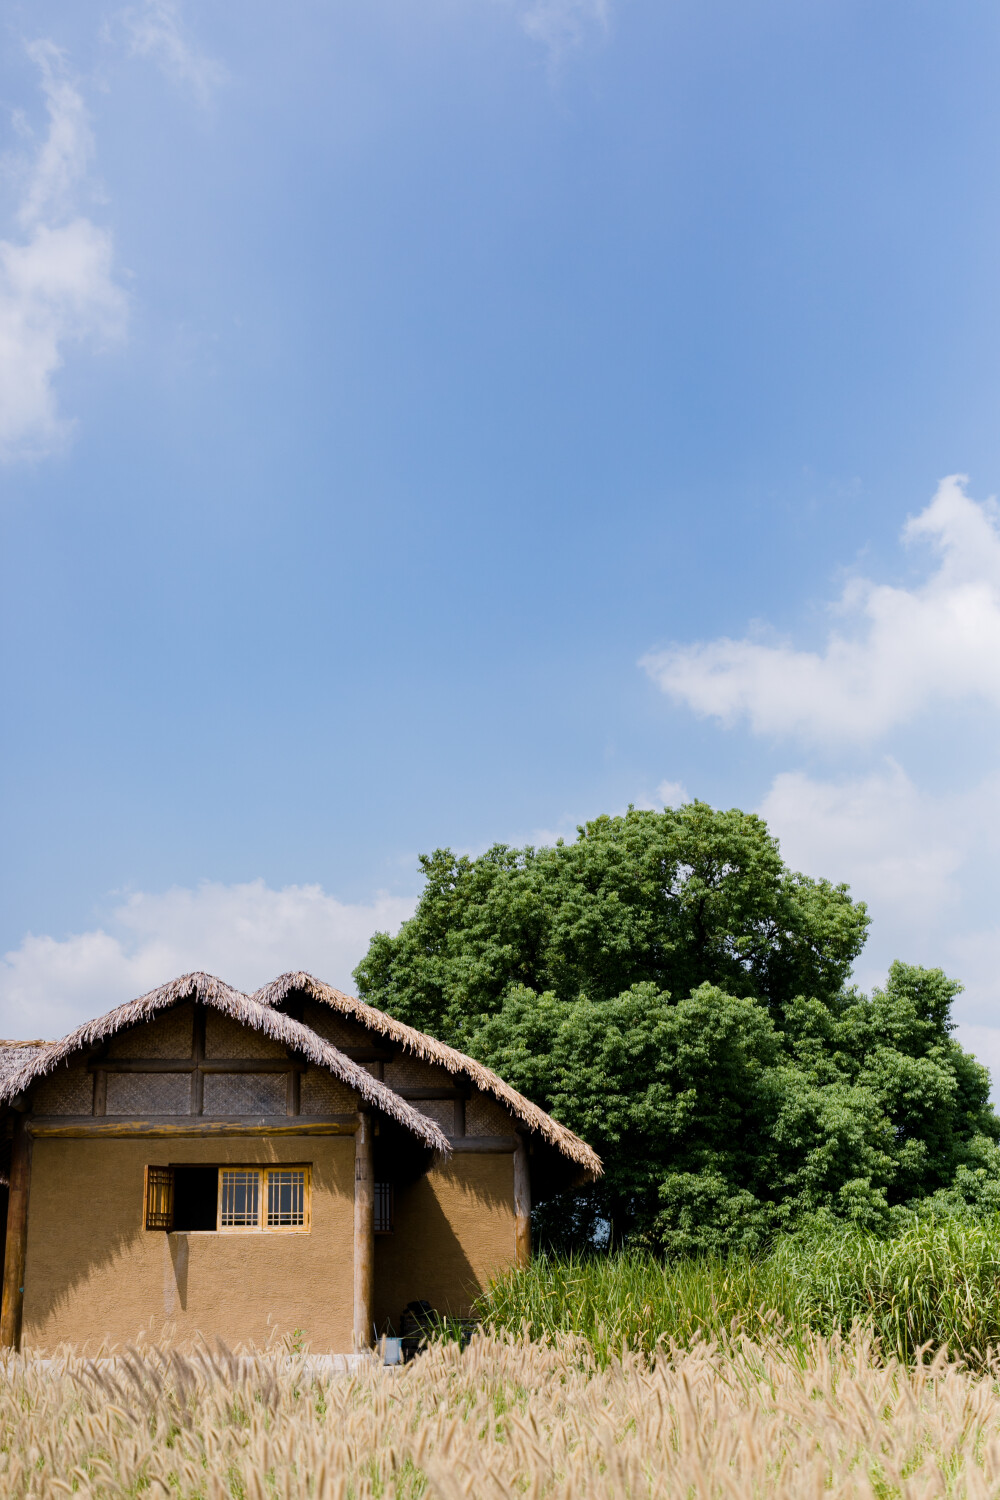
[{"x1": 3, "y1": 1331, "x2": 1000, "y2": 1498}]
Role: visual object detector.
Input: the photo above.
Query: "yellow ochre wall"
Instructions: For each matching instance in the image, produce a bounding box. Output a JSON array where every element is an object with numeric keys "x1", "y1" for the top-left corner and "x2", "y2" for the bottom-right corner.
[
  {"x1": 22, "y1": 1136, "x2": 355, "y2": 1353},
  {"x1": 374, "y1": 1152, "x2": 516, "y2": 1330}
]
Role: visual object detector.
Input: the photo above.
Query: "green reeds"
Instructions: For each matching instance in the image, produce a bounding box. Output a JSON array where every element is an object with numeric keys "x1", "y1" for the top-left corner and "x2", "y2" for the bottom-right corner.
[{"x1": 475, "y1": 1214, "x2": 1000, "y2": 1368}]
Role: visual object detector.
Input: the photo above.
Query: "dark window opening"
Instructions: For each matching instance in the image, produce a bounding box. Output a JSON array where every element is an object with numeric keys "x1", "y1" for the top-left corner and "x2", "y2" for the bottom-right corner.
[
  {"x1": 173, "y1": 1166, "x2": 218, "y2": 1231},
  {"x1": 374, "y1": 1181, "x2": 394, "y2": 1234}
]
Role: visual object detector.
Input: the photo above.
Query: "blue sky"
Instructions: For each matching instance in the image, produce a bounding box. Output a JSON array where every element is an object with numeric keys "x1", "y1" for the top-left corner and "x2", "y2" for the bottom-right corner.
[{"x1": 4, "y1": 1, "x2": 1000, "y2": 1075}]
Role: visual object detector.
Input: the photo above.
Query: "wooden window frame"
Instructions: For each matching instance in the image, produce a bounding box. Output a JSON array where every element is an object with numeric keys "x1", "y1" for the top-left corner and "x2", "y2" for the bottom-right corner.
[
  {"x1": 144, "y1": 1165, "x2": 175, "y2": 1230},
  {"x1": 216, "y1": 1166, "x2": 312, "y2": 1235},
  {"x1": 143, "y1": 1164, "x2": 311, "y2": 1234}
]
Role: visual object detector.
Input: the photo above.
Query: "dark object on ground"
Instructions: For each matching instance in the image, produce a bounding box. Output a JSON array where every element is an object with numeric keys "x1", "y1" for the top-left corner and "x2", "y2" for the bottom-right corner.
[{"x1": 400, "y1": 1300, "x2": 436, "y2": 1361}]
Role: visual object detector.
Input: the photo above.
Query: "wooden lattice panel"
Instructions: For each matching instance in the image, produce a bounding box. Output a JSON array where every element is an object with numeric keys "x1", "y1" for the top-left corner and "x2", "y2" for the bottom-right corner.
[
  {"x1": 202, "y1": 1072, "x2": 286, "y2": 1115},
  {"x1": 106, "y1": 1004, "x2": 194, "y2": 1059},
  {"x1": 466, "y1": 1090, "x2": 516, "y2": 1136},
  {"x1": 204, "y1": 1011, "x2": 286, "y2": 1059},
  {"x1": 382, "y1": 1054, "x2": 451, "y2": 1089},
  {"x1": 299, "y1": 1067, "x2": 357, "y2": 1114},
  {"x1": 106, "y1": 1071, "x2": 191, "y2": 1115},
  {"x1": 31, "y1": 1063, "x2": 94, "y2": 1115}
]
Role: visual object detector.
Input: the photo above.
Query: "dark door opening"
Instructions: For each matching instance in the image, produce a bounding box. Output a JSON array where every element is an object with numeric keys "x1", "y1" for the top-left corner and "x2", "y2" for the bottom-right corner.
[{"x1": 173, "y1": 1167, "x2": 218, "y2": 1231}]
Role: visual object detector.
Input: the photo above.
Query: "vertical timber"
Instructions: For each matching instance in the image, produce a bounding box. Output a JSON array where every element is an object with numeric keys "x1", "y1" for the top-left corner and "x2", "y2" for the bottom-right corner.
[
  {"x1": 353, "y1": 1110, "x2": 374, "y2": 1350},
  {"x1": 0, "y1": 1114, "x2": 33, "y2": 1349},
  {"x1": 191, "y1": 1005, "x2": 205, "y2": 1116},
  {"x1": 286, "y1": 1066, "x2": 300, "y2": 1116},
  {"x1": 513, "y1": 1135, "x2": 531, "y2": 1268}
]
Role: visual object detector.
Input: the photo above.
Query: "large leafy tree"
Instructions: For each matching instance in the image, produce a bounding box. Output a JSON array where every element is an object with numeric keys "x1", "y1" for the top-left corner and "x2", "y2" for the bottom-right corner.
[{"x1": 354, "y1": 805, "x2": 999, "y2": 1250}]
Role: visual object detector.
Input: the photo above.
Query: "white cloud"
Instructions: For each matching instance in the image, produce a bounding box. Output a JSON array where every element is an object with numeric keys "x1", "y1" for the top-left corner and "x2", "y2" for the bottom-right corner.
[
  {"x1": 642, "y1": 475, "x2": 1000, "y2": 743},
  {"x1": 121, "y1": 1, "x2": 226, "y2": 105},
  {"x1": 759, "y1": 762, "x2": 964, "y2": 925},
  {"x1": 516, "y1": 0, "x2": 611, "y2": 55},
  {"x1": 0, "y1": 42, "x2": 126, "y2": 462},
  {"x1": 0, "y1": 881, "x2": 416, "y2": 1041},
  {"x1": 656, "y1": 779, "x2": 689, "y2": 807}
]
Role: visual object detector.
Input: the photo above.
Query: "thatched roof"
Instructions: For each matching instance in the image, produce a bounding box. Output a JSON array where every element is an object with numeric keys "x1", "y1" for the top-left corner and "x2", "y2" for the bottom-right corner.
[
  {"x1": 254, "y1": 972, "x2": 603, "y2": 1178},
  {"x1": 0, "y1": 973, "x2": 449, "y2": 1153},
  {"x1": 0, "y1": 1041, "x2": 51, "y2": 1087}
]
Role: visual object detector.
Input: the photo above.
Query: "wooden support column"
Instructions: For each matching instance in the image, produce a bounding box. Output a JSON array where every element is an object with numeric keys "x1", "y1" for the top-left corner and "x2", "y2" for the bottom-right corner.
[
  {"x1": 191, "y1": 1006, "x2": 205, "y2": 1116},
  {"x1": 353, "y1": 1110, "x2": 374, "y2": 1351},
  {"x1": 0, "y1": 1115, "x2": 33, "y2": 1349},
  {"x1": 513, "y1": 1135, "x2": 531, "y2": 1269}
]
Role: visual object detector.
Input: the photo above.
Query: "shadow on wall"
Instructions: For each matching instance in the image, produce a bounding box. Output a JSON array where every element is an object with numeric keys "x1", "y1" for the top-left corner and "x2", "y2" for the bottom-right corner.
[
  {"x1": 167, "y1": 1233, "x2": 189, "y2": 1312},
  {"x1": 374, "y1": 1154, "x2": 515, "y2": 1329}
]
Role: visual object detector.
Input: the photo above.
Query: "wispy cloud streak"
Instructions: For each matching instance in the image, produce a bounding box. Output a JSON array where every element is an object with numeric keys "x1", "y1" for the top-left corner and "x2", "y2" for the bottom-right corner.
[
  {"x1": 0, "y1": 42, "x2": 126, "y2": 463},
  {"x1": 120, "y1": 0, "x2": 226, "y2": 105}
]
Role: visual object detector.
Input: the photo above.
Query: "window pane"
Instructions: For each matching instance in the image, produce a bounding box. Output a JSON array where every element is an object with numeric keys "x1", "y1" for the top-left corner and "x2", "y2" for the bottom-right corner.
[
  {"x1": 267, "y1": 1169, "x2": 306, "y2": 1227},
  {"x1": 220, "y1": 1169, "x2": 259, "y2": 1227}
]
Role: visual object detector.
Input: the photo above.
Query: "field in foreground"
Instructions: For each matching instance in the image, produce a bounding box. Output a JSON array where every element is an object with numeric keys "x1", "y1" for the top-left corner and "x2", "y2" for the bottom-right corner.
[{"x1": 3, "y1": 1332, "x2": 1000, "y2": 1498}]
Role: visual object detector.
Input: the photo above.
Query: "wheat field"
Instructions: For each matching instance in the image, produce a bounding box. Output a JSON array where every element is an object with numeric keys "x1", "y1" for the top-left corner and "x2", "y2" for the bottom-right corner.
[{"x1": 3, "y1": 1330, "x2": 1000, "y2": 1498}]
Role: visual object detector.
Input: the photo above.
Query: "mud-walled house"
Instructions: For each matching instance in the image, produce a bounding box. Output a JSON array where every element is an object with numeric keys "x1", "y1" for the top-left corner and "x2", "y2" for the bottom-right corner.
[{"x1": 0, "y1": 972, "x2": 600, "y2": 1353}]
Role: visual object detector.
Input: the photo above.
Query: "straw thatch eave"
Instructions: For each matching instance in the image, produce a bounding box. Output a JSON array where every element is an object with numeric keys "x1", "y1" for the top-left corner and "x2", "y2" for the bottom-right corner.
[
  {"x1": 0, "y1": 1041, "x2": 51, "y2": 1088},
  {"x1": 253, "y1": 972, "x2": 603, "y2": 1179},
  {"x1": 0, "y1": 973, "x2": 450, "y2": 1153}
]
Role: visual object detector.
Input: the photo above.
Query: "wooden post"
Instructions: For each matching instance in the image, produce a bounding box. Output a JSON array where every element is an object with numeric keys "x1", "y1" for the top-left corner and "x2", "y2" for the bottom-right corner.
[
  {"x1": 285, "y1": 1067, "x2": 300, "y2": 1116},
  {"x1": 513, "y1": 1135, "x2": 531, "y2": 1268},
  {"x1": 353, "y1": 1110, "x2": 374, "y2": 1350},
  {"x1": 191, "y1": 1006, "x2": 205, "y2": 1116},
  {"x1": 0, "y1": 1115, "x2": 33, "y2": 1349}
]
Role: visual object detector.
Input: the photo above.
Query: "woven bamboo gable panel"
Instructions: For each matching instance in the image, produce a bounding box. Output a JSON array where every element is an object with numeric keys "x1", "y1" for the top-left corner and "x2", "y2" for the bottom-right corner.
[
  {"x1": 301, "y1": 1003, "x2": 369, "y2": 1050},
  {"x1": 202, "y1": 1072, "x2": 286, "y2": 1114},
  {"x1": 106, "y1": 1004, "x2": 194, "y2": 1059},
  {"x1": 205, "y1": 1011, "x2": 286, "y2": 1059},
  {"x1": 383, "y1": 1055, "x2": 451, "y2": 1089},
  {"x1": 32, "y1": 1063, "x2": 94, "y2": 1115},
  {"x1": 414, "y1": 1098, "x2": 454, "y2": 1134},
  {"x1": 300, "y1": 1067, "x2": 356, "y2": 1114},
  {"x1": 467, "y1": 1090, "x2": 517, "y2": 1137},
  {"x1": 106, "y1": 1072, "x2": 190, "y2": 1115}
]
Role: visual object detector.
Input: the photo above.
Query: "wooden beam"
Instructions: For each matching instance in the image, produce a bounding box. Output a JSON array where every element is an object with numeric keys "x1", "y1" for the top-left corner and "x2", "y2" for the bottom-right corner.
[
  {"x1": 395, "y1": 1086, "x2": 466, "y2": 1101},
  {"x1": 449, "y1": 1136, "x2": 518, "y2": 1153},
  {"x1": 92, "y1": 1070, "x2": 107, "y2": 1117},
  {"x1": 87, "y1": 1059, "x2": 306, "y2": 1074},
  {"x1": 28, "y1": 1115, "x2": 358, "y2": 1139},
  {"x1": 0, "y1": 1114, "x2": 33, "y2": 1349},
  {"x1": 513, "y1": 1136, "x2": 531, "y2": 1268},
  {"x1": 353, "y1": 1110, "x2": 374, "y2": 1351}
]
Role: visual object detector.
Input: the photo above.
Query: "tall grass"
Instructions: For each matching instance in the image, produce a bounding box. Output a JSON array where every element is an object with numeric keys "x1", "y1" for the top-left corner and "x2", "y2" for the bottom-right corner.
[
  {"x1": 476, "y1": 1215, "x2": 1000, "y2": 1367},
  {"x1": 3, "y1": 1329, "x2": 1000, "y2": 1496}
]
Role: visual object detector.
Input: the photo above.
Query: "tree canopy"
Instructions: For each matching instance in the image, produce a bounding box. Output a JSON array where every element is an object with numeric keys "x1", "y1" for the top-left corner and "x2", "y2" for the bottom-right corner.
[{"x1": 354, "y1": 804, "x2": 1000, "y2": 1250}]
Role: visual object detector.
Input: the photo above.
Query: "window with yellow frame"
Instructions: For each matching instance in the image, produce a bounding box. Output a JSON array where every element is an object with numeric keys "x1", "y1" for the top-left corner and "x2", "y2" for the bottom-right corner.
[{"x1": 144, "y1": 1164, "x2": 311, "y2": 1233}]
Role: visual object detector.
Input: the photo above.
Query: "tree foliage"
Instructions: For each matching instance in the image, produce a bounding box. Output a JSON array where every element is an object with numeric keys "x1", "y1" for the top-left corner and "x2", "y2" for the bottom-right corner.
[{"x1": 354, "y1": 804, "x2": 1000, "y2": 1250}]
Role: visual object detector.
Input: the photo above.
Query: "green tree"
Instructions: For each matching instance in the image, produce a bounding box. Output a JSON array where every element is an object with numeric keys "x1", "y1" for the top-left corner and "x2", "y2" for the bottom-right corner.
[{"x1": 354, "y1": 804, "x2": 999, "y2": 1250}]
